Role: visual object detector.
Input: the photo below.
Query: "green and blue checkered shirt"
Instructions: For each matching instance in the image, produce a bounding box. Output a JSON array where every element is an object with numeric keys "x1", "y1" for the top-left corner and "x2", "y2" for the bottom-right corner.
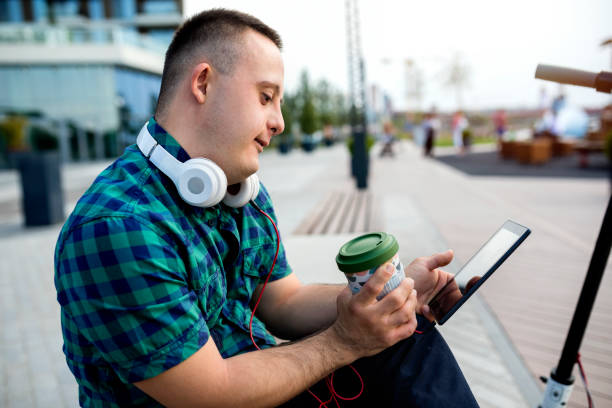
[{"x1": 54, "y1": 118, "x2": 292, "y2": 406}]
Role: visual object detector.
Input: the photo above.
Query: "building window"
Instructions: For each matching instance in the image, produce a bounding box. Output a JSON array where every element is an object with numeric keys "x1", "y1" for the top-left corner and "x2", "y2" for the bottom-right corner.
[
  {"x1": 0, "y1": 0, "x2": 24, "y2": 23},
  {"x1": 50, "y1": 0, "x2": 80, "y2": 18},
  {"x1": 141, "y1": 0, "x2": 178, "y2": 14}
]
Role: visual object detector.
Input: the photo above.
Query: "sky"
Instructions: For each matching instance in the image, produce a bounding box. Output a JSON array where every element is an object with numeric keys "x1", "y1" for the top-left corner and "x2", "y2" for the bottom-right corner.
[{"x1": 185, "y1": 0, "x2": 612, "y2": 113}]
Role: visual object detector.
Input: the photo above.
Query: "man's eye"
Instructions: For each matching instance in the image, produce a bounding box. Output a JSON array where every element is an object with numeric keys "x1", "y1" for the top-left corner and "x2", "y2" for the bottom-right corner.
[{"x1": 261, "y1": 93, "x2": 272, "y2": 103}]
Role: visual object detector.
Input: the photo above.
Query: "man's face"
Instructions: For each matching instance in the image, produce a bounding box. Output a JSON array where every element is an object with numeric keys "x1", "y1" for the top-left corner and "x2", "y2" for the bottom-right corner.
[{"x1": 201, "y1": 29, "x2": 285, "y2": 185}]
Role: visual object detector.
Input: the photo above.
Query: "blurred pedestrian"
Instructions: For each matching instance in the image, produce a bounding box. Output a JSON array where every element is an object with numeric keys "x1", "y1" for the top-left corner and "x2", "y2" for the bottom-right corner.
[
  {"x1": 492, "y1": 109, "x2": 507, "y2": 146},
  {"x1": 379, "y1": 121, "x2": 396, "y2": 157},
  {"x1": 452, "y1": 111, "x2": 469, "y2": 154},
  {"x1": 422, "y1": 114, "x2": 433, "y2": 157},
  {"x1": 423, "y1": 110, "x2": 440, "y2": 157}
]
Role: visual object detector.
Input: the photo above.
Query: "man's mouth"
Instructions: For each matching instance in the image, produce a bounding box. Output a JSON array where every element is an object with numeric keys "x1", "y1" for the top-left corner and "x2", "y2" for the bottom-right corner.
[{"x1": 254, "y1": 137, "x2": 269, "y2": 151}]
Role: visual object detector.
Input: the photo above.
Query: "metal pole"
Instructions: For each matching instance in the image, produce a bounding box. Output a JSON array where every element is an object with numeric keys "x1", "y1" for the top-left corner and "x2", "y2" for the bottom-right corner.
[
  {"x1": 346, "y1": 0, "x2": 368, "y2": 189},
  {"x1": 556, "y1": 194, "x2": 612, "y2": 379}
]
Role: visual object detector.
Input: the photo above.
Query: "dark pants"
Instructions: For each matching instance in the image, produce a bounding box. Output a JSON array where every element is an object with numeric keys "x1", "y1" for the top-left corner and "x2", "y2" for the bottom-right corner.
[
  {"x1": 280, "y1": 316, "x2": 478, "y2": 407},
  {"x1": 424, "y1": 129, "x2": 434, "y2": 157}
]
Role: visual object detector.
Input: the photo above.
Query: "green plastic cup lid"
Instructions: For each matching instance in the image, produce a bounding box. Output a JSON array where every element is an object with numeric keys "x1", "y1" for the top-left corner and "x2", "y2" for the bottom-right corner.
[{"x1": 336, "y1": 232, "x2": 399, "y2": 273}]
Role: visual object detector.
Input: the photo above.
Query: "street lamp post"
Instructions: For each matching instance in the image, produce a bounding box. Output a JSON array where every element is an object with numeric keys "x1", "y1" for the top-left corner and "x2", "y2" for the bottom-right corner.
[{"x1": 346, "y1": 0, "x2": 368, "y2": 189}]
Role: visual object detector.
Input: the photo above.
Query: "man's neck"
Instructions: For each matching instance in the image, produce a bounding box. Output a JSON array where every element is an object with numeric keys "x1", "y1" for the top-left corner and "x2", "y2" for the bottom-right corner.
[{"x1": 154, "y1": 108, "x2": 201, "y2": 159}]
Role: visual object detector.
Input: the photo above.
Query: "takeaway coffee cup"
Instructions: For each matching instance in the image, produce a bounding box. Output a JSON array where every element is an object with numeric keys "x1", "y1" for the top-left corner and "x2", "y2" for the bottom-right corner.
[{"x1": 336, "y1": 232, "x2": 405, "y2": 300}]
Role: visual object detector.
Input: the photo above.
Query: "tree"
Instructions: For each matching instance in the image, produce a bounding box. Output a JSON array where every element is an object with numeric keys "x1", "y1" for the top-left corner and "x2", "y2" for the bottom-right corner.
[
  {"x1": 297, "y1": 70, "x2": 319, "y2": 135},
  {"x1": 331, "y1": 92, "x2": 349, "y2": 127},
  {"x1": 314, "y1": 79, "x2": 349, "y2": 127},
  {"x1": 299, "y1": 99, "x2": 318, "y2": 135},
  {"x1": 277, "y1": 91, "x2": 296, "y2": 153},
  {"x1": 315, "y1": 79, "x2": 334, "y2": 126},
  {"x1": 404, "y1": 59, "x2": 425, "y2": 112},
  {"x1": 444, "y1": 53, "x2": 470, "y2": 110},
  {"x1": 280, "y1": 92, "x2": 296, "y2": 136}
]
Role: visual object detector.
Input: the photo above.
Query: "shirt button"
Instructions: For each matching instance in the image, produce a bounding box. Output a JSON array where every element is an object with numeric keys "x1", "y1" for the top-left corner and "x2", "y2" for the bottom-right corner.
[{"x1": 207, "y1": 219, "x2": 215, "y2": 227}]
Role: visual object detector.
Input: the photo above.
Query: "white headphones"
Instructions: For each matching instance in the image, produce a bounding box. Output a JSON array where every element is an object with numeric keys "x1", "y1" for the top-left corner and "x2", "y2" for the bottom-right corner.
[{"x1": 136, "y1": 123, "x2": 260, "y2": 208}]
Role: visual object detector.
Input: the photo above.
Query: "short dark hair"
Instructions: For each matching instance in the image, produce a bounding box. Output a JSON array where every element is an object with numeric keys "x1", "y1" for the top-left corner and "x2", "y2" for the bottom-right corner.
[{"x1": 155, "y1": 8, "x2": 282, "y2": 117}]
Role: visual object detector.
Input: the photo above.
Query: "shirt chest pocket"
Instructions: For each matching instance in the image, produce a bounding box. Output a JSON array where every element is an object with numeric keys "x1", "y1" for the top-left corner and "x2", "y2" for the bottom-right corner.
[
  {"x1": 240, "y1": 243, "x2": 276, "y2": 297},
  {"x1": 230, "y1": 244, "x2": 276, "y2": 341},
  {"x1": 192, "y1": 262, "x2": 226, "y2": 327}
]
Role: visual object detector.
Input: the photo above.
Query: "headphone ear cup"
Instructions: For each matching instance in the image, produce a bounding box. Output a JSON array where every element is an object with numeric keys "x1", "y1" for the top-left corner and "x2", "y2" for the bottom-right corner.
[
  {"x1": 223, "y1": 174, "x2": 260, "y2": 208},
  {"x1": 248, "y1": 173, "x2": 260, "y2": 201},
  {"x1": 177, "y1": 158, "x2": 227, "y2": 207}
]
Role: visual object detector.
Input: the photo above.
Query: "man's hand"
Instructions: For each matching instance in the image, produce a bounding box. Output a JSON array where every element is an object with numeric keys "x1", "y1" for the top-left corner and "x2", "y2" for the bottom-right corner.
[
  {"x1": 404, "y1": 250, "x2": 455, "y2": 319},
  {"x1": 331, "y1": 263, "x2": 418, "y2": 358},
  {"x1": 427, "y1": 275, "x2": 482, "y2": 320}
]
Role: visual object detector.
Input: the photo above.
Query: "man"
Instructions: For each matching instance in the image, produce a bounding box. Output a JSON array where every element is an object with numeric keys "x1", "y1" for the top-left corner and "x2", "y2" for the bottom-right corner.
[{"x1": 55, "y1": 9, "x2": 478, "y2": 407}]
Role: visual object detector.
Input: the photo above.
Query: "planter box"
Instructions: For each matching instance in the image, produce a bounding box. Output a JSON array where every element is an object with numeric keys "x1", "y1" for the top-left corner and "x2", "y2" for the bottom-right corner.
[
  {"x1": 515, "y1": 139, "x2": 552, "y2": 164},
  {"x1": 552, "y1": 140, "x2": 575, "y2": 157},
  {"x1": 499, "y1": 141, "x2": 516, "y2": 159},
  {"x1": 278, "y1": 143, "x2": 291, "y2": 154}
]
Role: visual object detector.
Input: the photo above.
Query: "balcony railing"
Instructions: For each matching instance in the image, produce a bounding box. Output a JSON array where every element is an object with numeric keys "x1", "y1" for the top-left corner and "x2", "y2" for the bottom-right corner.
[{"x1": 0, "y1": 24, "x2": 166, "y2": 54}]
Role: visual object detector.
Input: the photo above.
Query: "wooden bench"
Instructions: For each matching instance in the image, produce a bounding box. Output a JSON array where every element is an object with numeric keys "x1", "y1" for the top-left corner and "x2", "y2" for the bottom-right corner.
[
  {"x1": 575, "y1": 104, "x2": 612, "y2": 167},
  {"x1": 293, "y1": 190, "x2": 384, "y2": 235},
  {"x1": 574, "y1": 130, "x2": 606, "y2": 167}
]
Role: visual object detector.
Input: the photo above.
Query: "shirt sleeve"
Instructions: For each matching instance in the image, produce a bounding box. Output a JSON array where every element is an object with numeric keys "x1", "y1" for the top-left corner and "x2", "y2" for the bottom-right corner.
[{"x1": 55, "y1": 215, "x2": 210, "y2": 383}]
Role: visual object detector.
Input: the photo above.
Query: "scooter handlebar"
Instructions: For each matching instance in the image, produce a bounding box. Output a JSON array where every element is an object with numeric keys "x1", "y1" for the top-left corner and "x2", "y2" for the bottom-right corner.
[
  {"x1": 535, "y1": 64, "x2": 612, "y2": 93},
  {"x1": 535, "y1": 64, "x2": 597, "y2": 88}
]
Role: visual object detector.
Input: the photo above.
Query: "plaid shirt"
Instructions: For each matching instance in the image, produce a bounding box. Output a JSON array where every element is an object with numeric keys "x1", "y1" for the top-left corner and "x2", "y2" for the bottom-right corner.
[{"x1": 54, "y1": 118, "x2": 292, "y2": 407}]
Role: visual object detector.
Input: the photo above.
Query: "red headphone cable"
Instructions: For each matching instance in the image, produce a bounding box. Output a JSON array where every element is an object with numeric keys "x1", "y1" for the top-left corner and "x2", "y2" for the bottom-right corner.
[
  {"x1": 249, "y1": 201, "x2": 365, "y2": 407},
  {"x1": 248, "y1": 202, "x2": 280, "y2": 351},
  {"x1": 576, "y1": 352, "x2": 594, "y2": 408}
]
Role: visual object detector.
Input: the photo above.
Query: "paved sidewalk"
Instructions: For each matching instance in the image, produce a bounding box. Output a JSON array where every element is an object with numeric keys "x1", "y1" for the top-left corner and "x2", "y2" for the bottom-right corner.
[
  {"x1": 423, "y1": 146, "x2": 611, "y2": 408},
  {"x1": 0, "y1": 142, "x2": 561, "y2": 407},
  {"x1": 269, "y1": 144, "x2": 535, "y2": 407}
]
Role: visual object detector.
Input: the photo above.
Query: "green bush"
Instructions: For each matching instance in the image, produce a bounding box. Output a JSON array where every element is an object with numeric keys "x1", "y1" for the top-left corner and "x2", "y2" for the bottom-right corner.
[
  {"x1": 0, "y1": 115, "x2": 28, "y2": 151},
  {"x1": 346, "y1": 134, "x2": 375, "y2": 154}
]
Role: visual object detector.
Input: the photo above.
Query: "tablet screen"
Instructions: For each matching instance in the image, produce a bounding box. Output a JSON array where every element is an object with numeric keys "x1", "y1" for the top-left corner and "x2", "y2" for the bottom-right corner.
[{"x1": 428, "y1": 221, "x2": 530, "y2": 324}]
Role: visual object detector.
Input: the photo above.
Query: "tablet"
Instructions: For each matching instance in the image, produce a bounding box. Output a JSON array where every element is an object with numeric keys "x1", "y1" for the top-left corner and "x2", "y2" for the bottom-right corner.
[{"x1": 428, "y1": 220, "x2": 531, "y2": 325}]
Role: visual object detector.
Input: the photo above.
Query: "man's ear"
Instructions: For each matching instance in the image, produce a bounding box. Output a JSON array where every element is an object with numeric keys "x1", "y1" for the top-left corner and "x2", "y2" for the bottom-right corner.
[{"x1": 191, "y1": 62, "x2": 212, "y2": 104}]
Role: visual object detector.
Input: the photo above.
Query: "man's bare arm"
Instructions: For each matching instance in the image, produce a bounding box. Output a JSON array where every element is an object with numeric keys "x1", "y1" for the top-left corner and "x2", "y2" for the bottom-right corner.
[
  {"x1": 135, "y1": 325, "x2": 354, "y2": 408},
  {"x1": 135, "y1": 264, "x2": 418, "y2": 407},
  {"x1": 252, "y1": 273, "x2": 344, "y2": 340},
  {"x1": 256, "y1": 249, "x2": 456, "y2": 337}
]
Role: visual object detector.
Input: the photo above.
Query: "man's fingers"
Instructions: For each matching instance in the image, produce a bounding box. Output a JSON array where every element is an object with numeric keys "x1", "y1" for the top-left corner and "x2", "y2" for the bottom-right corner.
[
  {"x1": 388, "y1": 290, "x2": 419, "y2": 340},
  {"x1": 354, "y1": 263, "x2": 394, "y2": 304},
  {"x1": 466, "y1": 276, "x2": 481, "y2": 292},
  {"x1": 420, "y1": 304, "x2": 436, "y2": 322},
  {"x1": 375, "y1": 277, "x2": 414, "y2": 315},
  {"x1": 424, "y1": 249, "x2": 454, "y2": 270},
  {"x1": 388, "y1": 289, "x2": 418, "y2": 326}
]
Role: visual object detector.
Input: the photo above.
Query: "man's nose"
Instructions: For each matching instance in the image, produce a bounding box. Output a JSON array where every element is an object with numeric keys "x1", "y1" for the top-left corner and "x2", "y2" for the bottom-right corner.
[{"x1": 269, "y1": 108, "x2": 285, "y2": 136}]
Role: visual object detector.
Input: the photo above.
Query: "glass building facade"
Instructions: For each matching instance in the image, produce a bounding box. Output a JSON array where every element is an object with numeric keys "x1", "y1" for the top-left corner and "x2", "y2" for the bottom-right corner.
[
  {"x1": 0, "y1": 65, "x2": 161, "y2": 131},
  {"x1": 0, "y1": 1, "x2": 180, "y2": 23},
  {"x1": 0, "y1": 0, "x2": 182, "y2": 133}
]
